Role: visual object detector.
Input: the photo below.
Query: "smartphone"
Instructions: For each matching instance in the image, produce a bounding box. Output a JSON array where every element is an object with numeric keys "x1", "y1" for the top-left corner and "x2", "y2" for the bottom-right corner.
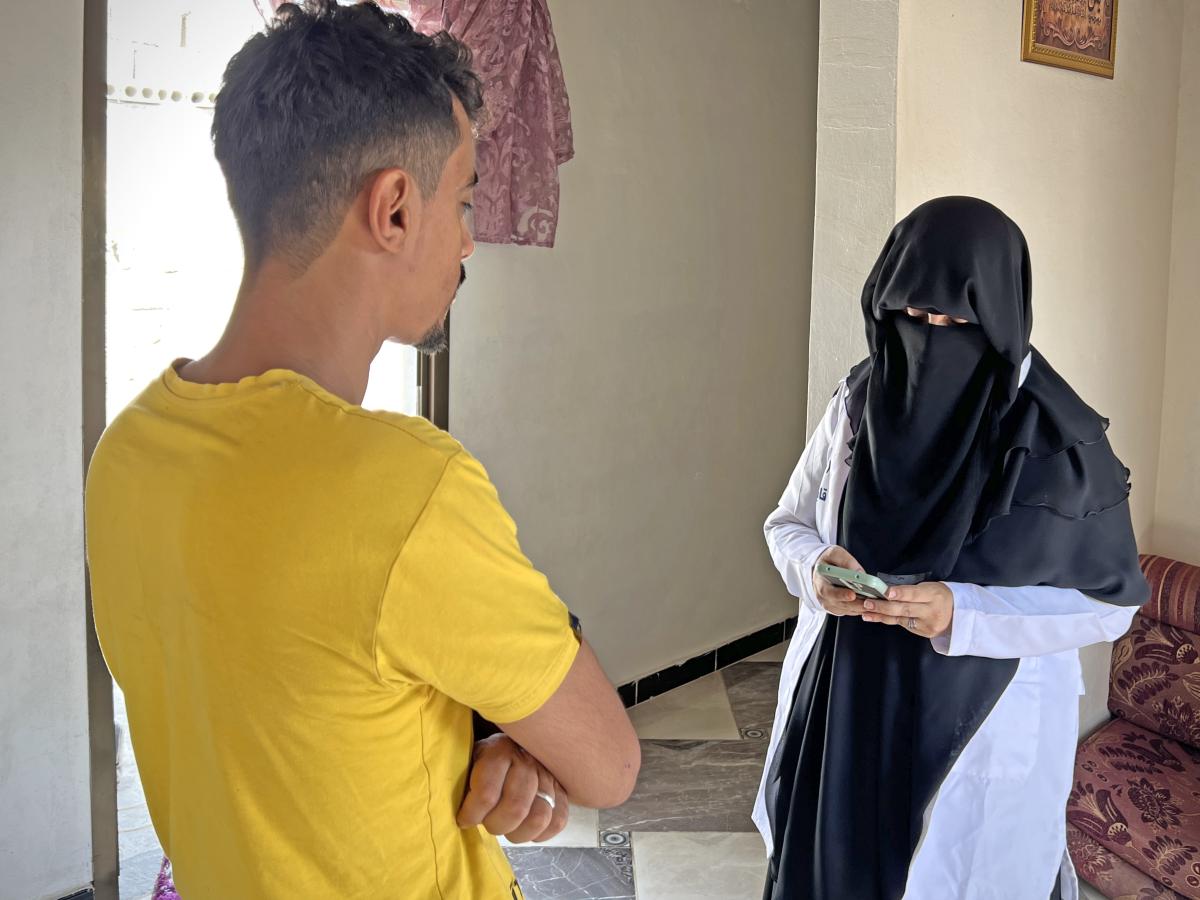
[{"x1": 815, "y1": 563, "x2": 891, "y2": 601}]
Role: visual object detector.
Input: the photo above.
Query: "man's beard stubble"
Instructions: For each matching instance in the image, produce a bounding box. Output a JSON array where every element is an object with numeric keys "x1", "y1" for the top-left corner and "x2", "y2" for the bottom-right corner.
[{"x1": 415, "y1": 264, "x2": 466, "y2": 355}]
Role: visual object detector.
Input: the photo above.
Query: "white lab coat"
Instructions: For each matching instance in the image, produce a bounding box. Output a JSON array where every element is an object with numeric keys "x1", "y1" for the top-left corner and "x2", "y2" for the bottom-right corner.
[{"x1": 754, "y1": 370, "x2": 1138, "y2": 900}]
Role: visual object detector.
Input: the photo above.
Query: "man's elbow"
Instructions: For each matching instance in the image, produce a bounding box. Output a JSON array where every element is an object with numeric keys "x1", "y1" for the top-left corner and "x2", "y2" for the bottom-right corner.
[{"x1": 573, "y1": 739, "x2": 641, "y2": 810}]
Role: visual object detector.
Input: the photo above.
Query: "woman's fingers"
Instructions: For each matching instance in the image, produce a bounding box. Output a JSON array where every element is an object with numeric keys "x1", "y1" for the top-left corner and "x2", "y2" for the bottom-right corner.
[
  {"x1": 861, "y1": 582, "x2": 953, "y2": 640},
  {"x1": 860, "y1": 598, "x2": 917, "y2": 619},
  {"x1": 814, "y1": 545, "x2": 871, "y2": 615},
  {"x1": 863, "y1": 613, "x2": 907, "y2": 626},
  {"x1": 816, "y1": 582, "x2": 865, "y2": 615},
  {"x1": 823, "y1": 545, "x2": 864, "y2": 572}
]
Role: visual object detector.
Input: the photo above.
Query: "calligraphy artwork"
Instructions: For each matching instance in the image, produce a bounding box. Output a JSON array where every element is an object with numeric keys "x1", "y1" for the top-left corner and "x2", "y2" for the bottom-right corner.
[{"x1": 1022, "y1": 0, "x2": 1118, "y2": 79}]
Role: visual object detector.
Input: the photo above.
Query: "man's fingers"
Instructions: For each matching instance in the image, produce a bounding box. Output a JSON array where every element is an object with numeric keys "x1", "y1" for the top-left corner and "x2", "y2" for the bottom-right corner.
[
  {"x1": 508, "y1": 770, "x2": 560, "y2": 844},
  {"x1": 534, "y1": 780, "x2": 570, "y2": 843},
  {"x1": 482, "y1": 761, "x2": 539, "y2": 836},
  {"x1": 456, "y1": 753, "x2": 512, "y2": 828}
]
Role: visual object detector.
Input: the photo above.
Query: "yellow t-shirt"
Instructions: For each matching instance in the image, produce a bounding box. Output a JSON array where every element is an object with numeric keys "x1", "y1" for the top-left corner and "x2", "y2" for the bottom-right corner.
[{"x1": 85, "y1": 364, "x2": 580, "y2": 900}]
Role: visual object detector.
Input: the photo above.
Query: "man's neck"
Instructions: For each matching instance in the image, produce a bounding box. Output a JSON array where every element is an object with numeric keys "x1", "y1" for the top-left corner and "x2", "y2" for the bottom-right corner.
[{"x1": 179, "y1": 258, "x2": 381, "y2": 405}]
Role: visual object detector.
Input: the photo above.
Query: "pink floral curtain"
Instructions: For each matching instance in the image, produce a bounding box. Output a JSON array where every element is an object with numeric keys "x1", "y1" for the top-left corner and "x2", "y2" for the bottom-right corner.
[{"x1": 258, "y1": 0, "x2": 574, "y2": 248}]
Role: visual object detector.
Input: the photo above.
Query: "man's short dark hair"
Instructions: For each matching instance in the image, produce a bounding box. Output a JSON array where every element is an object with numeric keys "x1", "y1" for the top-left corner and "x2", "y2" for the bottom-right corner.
[{"x1": 212, "y1": 0, "x2": 483, "y2": 268}]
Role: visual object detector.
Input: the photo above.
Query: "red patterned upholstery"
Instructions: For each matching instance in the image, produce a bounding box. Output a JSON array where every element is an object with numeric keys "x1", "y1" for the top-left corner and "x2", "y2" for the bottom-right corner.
[
  {"x1": 1140, "y1": 556, "x2": 1200, "y2": 635},
  {"x1": 1068, "y1": 822, "x2": 1186, "y2": 899},
  {"x1": 1108, "y1": 615, "x2": 1200, "y2": 745},
  {"x1": 1069, "y1": 555, "x2": 1200, "y2": 899},
  {"x1": 1069, "y1": 719, "x2": 1200, "y2": 898}
]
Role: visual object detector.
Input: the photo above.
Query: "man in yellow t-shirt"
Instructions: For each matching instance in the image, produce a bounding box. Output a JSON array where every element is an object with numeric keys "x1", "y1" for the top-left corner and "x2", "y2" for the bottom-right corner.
[{"x1": 84, "y1": 4, "x2": 640, "y2": 898}]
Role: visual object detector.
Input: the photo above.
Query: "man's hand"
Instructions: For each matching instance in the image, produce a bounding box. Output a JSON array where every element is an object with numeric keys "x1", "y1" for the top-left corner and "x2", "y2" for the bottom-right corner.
[
  {"x1": 457, "y1": 734, "x2": 569, "y2": 843},
  {"x1": 812, "y1": 546, "x2": 869, "y2": 617},
  {"x1": 861, "y1": 581, "x2": 954, "y2": 640}
]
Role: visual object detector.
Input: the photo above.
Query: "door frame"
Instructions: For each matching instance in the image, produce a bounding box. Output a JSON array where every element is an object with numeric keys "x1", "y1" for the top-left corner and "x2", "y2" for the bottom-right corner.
[
  {"x1": 418, "y1": 317, "x2": 451, "y2": 430},
  {"x1": 82, "y1": 0, "x2": 119, "y2": 896}
]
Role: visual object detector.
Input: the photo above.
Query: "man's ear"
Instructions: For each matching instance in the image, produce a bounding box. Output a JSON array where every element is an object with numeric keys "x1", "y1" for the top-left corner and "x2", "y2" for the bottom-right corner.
[{"x1": 366, "y1": 168, "x2": 420, "y2": 252}]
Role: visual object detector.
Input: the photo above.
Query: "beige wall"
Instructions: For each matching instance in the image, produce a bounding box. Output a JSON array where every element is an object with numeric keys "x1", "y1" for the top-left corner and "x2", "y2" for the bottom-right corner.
[
  {"x1": 1155, "y1": 4, "x2": 1200, "y2": 566},
  {"x1": 449, "y1": 0, "x2": 820, "y2": 685},
  {"x1": 895, "y1": 0, "x2": 1186, "y2": 735},
  {"x1": 0, "y1": 3, "x2": 95, "y2": 898}
]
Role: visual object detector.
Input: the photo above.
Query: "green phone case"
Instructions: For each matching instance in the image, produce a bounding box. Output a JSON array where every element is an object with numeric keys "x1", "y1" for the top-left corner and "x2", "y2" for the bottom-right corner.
[{"x1": 815, "y1": 563, "x2": 890, "y2": 600}]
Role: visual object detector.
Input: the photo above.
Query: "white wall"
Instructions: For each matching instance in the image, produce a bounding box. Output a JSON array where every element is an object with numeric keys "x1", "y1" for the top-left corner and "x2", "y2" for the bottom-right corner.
[
  {"x1": 1155, "y1": 4, "x2": 1200, "y2": 566},
  {"x1": 805, "y1": 0, "x2": 899, "y2": 433},
  {"x1": 449, "y1": 0, "x2": 820, "y2": 684},
  {"x1": 0, "y1": 3, "x2": 94, "y2": 898},
  {"x1": 894, "y1": 0, "x2": 1185, "y2": 736}
]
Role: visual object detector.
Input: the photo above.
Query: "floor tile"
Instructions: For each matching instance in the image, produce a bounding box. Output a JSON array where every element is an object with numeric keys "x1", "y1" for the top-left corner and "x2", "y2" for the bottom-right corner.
[
  {"x1": 118, "y1": 847, "x2": 165, "y2": 900},
  {"x1": 505, "y1": 846, "x2": 635, "y2": 900},
  {"x1": 629, "y1": 672, "x2": 740, "y2": 741},
  {"x1": 117, "y1": 798, "x2": 153, "y2": 834},
  {"x1": 631, "y1": 832, "x2": 767, "y2": 900},
  {"x1": 600, "y1": 740, "x2": 766, "y2": 833},
  {"x1": 743, "y1": 642, "x2": 788, "y2": 664},
  {"x1": 501, "y1": 804, "x2": 600, "y2": 849},
  {"x1": 720, "y1": 663, "x2": 782, "y2": 738},
  {"x1": 118, "y1": 821, "x2": 164, "y2": 861}
]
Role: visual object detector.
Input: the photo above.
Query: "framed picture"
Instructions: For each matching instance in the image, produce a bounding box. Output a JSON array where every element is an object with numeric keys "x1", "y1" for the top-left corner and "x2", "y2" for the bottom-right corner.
[{"x1": 1022, "y1": 0, "x2": 1118, "y2": 79}]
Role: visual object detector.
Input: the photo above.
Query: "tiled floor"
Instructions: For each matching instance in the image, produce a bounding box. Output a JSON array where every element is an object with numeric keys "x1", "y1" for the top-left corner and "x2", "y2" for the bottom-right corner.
[
  {"x1": 114, "y1": 687, "x2": 165, "y2": 900},
  {"x1": 502, "y1": 646, "x2": 785, "y2": 900}
]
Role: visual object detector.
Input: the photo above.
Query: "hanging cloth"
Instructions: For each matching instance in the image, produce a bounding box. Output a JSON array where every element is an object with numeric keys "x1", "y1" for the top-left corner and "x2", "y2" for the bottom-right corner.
[
  {"x1": 408, "y1": 0, "x2": 574, "y2": 247},
  {"x1": 257, "y1": 0, "x2": 574, "y2": 247}
]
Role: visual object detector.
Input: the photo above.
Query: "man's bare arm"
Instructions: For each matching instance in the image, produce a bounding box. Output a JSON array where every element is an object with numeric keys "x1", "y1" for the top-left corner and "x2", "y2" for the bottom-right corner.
[{"x1": 496, "y1": 639, "x2": 640, "y2": 810}]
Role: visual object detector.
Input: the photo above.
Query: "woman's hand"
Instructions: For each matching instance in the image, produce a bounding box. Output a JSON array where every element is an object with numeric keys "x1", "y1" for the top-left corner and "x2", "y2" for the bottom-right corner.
[
  {"x1": 812, "y1": 546, "x2": 869, "y2": 617},
  {"x1": 861, "y1": 582, "x2": 954, "y2": 640}
]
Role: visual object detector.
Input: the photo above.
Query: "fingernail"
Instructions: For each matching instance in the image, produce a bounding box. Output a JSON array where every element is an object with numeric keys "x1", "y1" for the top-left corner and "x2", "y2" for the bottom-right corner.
[
  {"x1": 863, "y1": 600, "x2": 875, "y2": 610},
  {"x1": 886, "y1": 589, "x2": 896, "y2": 600}
]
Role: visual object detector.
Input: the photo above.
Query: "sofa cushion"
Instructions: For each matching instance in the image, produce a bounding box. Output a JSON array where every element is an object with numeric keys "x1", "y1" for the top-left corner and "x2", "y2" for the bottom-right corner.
[
  {"x1": 1068, "y1": 719, "x2": 1200, "y2": 899},
  {"x1": 1069, "y1": 822, "x2": 1187, "y2": 899},
  {"x1": 1108, "y1": 614, "x2": 1200, "y2": 749},
  {"x1": 1140, "y1": 556, "x2": 1200, "y2": 635}
]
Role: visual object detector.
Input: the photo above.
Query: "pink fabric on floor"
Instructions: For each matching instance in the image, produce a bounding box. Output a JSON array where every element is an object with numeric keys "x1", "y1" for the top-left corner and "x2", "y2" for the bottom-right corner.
[{"x1": 153, "y1": 857, "x2": 181, "y2": 900}]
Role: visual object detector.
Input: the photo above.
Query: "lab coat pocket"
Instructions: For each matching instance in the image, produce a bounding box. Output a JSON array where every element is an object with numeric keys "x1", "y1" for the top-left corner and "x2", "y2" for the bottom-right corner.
[{"x1": 957, "y1": 664, "x2": 1042, "y2": 782}]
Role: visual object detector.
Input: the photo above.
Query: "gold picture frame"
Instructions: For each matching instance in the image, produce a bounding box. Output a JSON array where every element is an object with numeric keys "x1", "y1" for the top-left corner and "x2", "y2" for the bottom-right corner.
[{"x1": 1022, "y1": 0, "x2": 1118, "y2": 79}]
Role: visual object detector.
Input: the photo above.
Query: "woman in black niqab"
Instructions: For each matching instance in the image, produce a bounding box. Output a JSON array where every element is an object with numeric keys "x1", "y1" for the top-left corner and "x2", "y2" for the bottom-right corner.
[{"x1": 761, "y1": 197, "x2": 1147, "y2": 900}]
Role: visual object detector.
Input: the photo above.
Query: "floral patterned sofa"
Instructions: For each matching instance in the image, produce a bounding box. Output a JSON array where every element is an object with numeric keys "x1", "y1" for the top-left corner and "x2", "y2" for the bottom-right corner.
[{"x1": 1067, "y1": 555, "x2": 1200, "y2": 900}]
